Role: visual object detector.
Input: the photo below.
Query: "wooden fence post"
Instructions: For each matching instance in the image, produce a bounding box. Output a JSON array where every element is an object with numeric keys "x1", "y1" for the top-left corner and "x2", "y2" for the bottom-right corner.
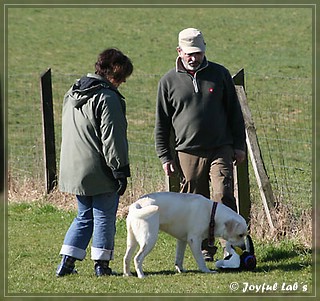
[
  {"x1": 233, "y1": 69, "x2": 251, "y2": 224},
  {"x1": 40, "y1": 68, "x2": 57, "y2": 193},
  {"x1": 165, "y1": 129, "x2": 180, "y2": 192},
  {"x1": 235, "y1": 85, "x2": 277, "y2": 231}
]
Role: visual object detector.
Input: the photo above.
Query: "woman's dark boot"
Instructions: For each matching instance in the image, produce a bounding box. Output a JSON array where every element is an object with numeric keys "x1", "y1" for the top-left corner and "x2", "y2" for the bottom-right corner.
[
  {"x1": 94, "y1": 260, "x2": 112, "y2": 277},
  {"x1": 56, "y1": 255, "x2": 77, "y2": 277}
]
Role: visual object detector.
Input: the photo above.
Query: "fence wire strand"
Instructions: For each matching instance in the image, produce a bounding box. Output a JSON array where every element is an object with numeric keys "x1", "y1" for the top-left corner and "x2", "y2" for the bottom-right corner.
[{"x1": 8, "y1": 72, "x2": 313, "y2": 214}]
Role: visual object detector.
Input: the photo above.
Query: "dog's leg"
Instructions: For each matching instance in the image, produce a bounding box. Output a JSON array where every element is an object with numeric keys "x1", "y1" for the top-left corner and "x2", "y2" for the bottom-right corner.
[
  {"x1": 123, "y1": 244, "x2": 137, "y2": 277},
  {"x1": 188, "y1": 237, "x2": 216, "y2": 273},
  {"x1": 123, "y1": 221, "x2": 138, "y2": 277},
  {"x1": 175, "y1": 239, "x2": 187, "y2": 273},
  {"x1": 133, "y1": 217, "x2": 159, "y2": 278}
]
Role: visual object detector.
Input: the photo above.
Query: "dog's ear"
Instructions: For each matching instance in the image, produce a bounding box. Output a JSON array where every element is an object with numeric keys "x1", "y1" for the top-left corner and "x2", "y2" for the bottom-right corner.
[
  {"x1": 224, "y1": 220, "x2": 236, "y2": 234},
  {"x1": 225, "y1": 220, "x2": 247, "y2": 237},
  {"x1": 245, "y1": 235, "x2": 255, "y2": 255}
]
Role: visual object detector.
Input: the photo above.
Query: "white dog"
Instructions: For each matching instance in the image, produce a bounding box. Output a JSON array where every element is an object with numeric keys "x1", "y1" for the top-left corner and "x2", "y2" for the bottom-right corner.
[{"x1": 123, "y1": 192, "x2": 247, "y2": 278}]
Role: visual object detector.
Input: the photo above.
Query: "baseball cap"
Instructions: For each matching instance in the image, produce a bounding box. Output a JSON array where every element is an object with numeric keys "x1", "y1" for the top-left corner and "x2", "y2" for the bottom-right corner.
[{"x1": 178, "y1": 28, "x2": 206, "y2": 54}]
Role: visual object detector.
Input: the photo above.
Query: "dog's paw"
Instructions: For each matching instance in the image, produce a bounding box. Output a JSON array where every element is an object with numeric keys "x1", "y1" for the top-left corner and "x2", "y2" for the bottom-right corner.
[
  {"x1": 175, "y1": 265, "x2": 186, "y2": 273},
  {"x1": 123, "y1": 272, "x2": 133, "y2": 277}
]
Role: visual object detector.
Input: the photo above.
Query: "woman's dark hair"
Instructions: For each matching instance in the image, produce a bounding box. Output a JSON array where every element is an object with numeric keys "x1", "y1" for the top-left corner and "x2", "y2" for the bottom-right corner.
[{"x1": 95, "y1": 48, "x2": 133, "y2": 83}]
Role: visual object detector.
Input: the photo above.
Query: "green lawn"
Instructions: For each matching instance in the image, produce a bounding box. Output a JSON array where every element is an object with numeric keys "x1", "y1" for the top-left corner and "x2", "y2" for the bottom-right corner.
[{"x1": 6, "y1": 202, "x2": 313, "y2": 297}]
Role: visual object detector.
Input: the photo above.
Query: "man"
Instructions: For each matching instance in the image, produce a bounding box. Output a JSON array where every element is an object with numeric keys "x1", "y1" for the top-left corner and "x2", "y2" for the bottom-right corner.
[
  {"x1": 56, "y1": 48, "x2": 133, "y2": 277},
  {"x1": 155, "y1": 28, "x2": 246, "y2": 261}
]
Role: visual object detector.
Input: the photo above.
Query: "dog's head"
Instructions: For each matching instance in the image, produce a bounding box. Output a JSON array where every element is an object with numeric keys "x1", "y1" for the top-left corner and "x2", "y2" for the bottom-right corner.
[{"x1": 222, "y1": 219, "x2": 248, "y2": 248}]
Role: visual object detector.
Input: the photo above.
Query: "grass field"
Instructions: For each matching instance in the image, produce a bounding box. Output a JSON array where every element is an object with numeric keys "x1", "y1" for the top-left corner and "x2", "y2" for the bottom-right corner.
[
  {"x1": 6, "y1": 202, "x2": 313, "y2": 296},
  {"x1": 7, "y1": 5, "x2": 313, "y2": 199},
  {"x1": 5, "y1": 4, "x2": 316, "y2": 299}
]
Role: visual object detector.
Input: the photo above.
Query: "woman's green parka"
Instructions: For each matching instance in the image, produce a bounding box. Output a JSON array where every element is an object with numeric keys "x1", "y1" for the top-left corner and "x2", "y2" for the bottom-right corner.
[{"x1": 59, "y1": 73, "x2": 130, "y2": 196}]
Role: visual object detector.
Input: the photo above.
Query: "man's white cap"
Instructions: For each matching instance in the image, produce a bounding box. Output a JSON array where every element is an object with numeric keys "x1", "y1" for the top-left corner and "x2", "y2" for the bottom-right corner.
[{"x1": 178, "y1": 28, "x2": 206, "y2": 53}]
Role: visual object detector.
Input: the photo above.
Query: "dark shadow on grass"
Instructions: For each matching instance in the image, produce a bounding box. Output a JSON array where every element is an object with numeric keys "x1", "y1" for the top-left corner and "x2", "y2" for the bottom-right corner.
[
  {"x1": 144, "y1": 270, "x2": 179, "y2": 276},
  {"x1": 117, "y1": 260, "x2": 310, "y2": 278},
  {"x1": 255, "y1": 261, "x2": 311, "y2": 272},
  {"x1": 120, "y1": 269, "x2": 221, "y2": 277},
  {"x1": 214, "y1": 261, "x2": 309, "y2": 274},
  {"x1": 143, "y1": 269, "x2": 231, "y2": 276},
  {"x1": 117, "y1": 270, "x2": 177, "y2": 277},
  {"x1": 260, "y1": 247, "x2": 312, "y2": 262},
  {"x1": 202, "y1": 260, "x2": 310, "y2": 274}
]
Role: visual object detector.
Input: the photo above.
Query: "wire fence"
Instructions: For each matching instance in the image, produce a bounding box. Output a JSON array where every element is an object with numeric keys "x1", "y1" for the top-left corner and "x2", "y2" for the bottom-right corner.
[
  {"x1": 245, "y1": 73, "x2": 312, "y2": 214},
  {"x1": 7, "y1": 71, "x2": 312, "y2": 215}
]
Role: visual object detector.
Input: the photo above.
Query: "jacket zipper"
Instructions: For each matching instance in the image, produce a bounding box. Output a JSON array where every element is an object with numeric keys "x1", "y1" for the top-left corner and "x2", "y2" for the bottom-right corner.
[{"x1": 192, "y1": 76, "x2": 199, "y2": 93}]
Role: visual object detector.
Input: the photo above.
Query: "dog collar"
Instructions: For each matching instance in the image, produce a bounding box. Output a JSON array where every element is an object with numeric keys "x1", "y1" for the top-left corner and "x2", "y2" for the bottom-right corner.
[{"x1": 208, "y1": 202, "x2": 218, "y2": 247}]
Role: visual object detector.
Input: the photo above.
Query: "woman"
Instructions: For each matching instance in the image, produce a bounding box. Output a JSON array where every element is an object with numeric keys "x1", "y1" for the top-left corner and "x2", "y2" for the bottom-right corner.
[{"x1": 56, "y1": 48, "x2": 133, "y2": 277}]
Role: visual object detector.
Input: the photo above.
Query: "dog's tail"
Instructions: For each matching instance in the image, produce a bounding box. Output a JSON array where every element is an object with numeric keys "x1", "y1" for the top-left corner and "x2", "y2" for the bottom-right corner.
[{"x1": 128, "y1": 202, "x2": 159, "y2": 219}]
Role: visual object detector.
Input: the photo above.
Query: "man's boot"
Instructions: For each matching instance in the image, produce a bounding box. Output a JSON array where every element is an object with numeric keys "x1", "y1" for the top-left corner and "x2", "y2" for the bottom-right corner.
[{"x1": 201, "y1": 239, "x2": 218, "y2": 262}]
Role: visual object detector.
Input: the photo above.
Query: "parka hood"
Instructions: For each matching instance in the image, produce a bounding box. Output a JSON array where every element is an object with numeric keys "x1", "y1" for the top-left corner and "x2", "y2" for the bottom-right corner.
[{"x1": 66, "y1": 73, "x2": 124, "y2": 108}]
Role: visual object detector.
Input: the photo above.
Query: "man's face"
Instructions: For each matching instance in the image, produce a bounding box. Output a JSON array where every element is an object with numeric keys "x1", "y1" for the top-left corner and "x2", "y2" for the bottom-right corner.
[{"x1": 177, "y1": 47, "x2": 205, "y2": 71}]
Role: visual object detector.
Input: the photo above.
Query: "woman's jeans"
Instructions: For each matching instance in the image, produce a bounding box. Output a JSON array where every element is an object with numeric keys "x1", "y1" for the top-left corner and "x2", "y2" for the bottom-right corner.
[{"x1": 59, "y1": 192, "x2": 119, "y2": 261}]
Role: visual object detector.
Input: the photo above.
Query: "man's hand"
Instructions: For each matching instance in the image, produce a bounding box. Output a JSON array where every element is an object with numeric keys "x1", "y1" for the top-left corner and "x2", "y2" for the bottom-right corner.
[
  {"x1": 234, "y1": 149, "x2": 246, "y2": 165},
  {"x1": 162, "y1": 160, "x2": 175, "y2": 176}
]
